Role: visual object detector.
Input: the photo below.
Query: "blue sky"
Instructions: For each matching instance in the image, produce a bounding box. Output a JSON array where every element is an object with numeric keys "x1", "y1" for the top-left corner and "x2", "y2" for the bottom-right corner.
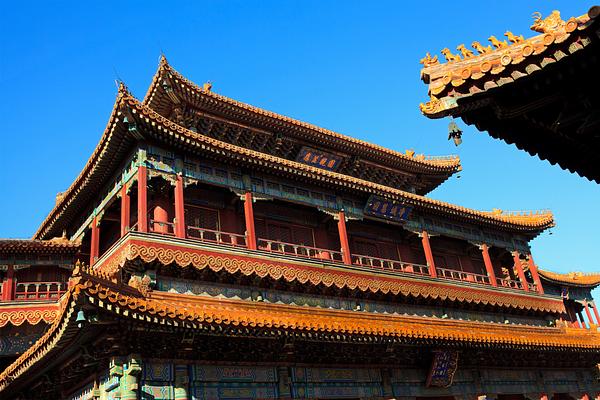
[{"x1": 1, "y1": 1, "x2": 598, "y2": 280}]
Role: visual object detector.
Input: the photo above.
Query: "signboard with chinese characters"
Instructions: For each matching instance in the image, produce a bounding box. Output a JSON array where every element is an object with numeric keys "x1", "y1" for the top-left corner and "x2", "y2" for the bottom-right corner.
[
  {"x1": 364, "y1": 195, "x2": 412, "y2": 222},
  {"x1": 426, "y1": 349, "x2": 459, "y2": 388},
  {"x1": 296, "y1": 147, "x2": 343, "y2": 171}
]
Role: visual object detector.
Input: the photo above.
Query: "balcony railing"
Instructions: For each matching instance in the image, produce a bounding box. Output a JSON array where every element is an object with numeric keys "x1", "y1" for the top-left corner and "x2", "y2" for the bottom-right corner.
[
  {"x1": 436, "y1": 267, "x2": 491, "y2": 285},
  {"x1": 120, "y1": 222, "x2": 537, "y2": 294},
  {"x1": 257, "y1": 238, "x2": 344, "y2": 263},
  {"x1": 187, "y1": 226, "x2": 247, "y2": 248},
  {"x1": 149, "y1": 219, "x2": 176, "y2": 235},
  {"x1": 352, "y1": 254, "x2": 429, "y2": 276},
  {"x1": 14, "y1": 281, "x2": 67, "y2": 301},
  {"x1": 497, "y1": 277, "x2": 524, "y2": 290}
]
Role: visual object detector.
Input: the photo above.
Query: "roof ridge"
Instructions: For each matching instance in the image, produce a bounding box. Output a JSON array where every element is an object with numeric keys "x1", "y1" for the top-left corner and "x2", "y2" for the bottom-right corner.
[{"x1": 145, "y1": 57, "x2": 461, "y2": 169}]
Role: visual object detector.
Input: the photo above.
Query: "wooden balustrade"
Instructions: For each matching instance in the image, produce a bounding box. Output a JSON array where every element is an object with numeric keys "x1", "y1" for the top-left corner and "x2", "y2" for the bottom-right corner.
[
  {"x1": 257, "y1": 238, "x2": 344, "y2": 262},
  {"x1": 351, "y1": 254, "x2": 429, "y2": 276},
  {"x1": 435, "y1": 267, "x2": 491, "y2": 285},
  {"x1": 149, "y1": 219, "x2": 176, "y2": 235},
  {"x1": 14, "y1": 281, "x2": 67, "y2": 301},
  {"x1": 497, "y1": 277, "x2": 524, "y2": 290},
  {"x1": 187, "y1": 226, "x2": 247, "y2": 248}
]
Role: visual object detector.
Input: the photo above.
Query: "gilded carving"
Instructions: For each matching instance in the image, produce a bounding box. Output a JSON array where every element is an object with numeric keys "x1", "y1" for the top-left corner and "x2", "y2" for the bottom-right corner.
[
  {"x1": 419, "y1": 52, "x2": 439, "y2": 67},
  {"x1": 440, "y1": 48, "x2": 462, "y2": 62},
  {"x1": 531, "y1": 11, "x2": 565, "y2": 33},
  {"x1": 471, "y1": 41, "x2": 492, "y2": 54}
]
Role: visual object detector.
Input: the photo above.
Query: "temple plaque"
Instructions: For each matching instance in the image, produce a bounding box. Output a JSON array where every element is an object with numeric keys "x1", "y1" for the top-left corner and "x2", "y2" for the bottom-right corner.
[
  {"x1": 296, "y1": 146, "x2": 343, "y2": 171},
  {"x1": 364, "y1": 195, "x2": 412, "y2": 222}
]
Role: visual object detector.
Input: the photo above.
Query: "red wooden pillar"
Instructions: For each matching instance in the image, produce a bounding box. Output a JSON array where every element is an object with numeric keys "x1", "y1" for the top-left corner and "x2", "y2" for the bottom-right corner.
[
  {"x1": 90, "y1": 216, "x2": 100, "y2": 266},
  {"x1": 243, "y1": 192, "x2": 257, "y2": 250},
  {"x1": 540, "y1": 395, "x2": 549, "y2": 400},
  {"x1": 480, "y1": 244, "x2": 497, "y2": 287},
  {"x1": 512, "y1": 251, "x2": 529, "y2": 292},
  {"x1": 420, "y1": 231, "x2": 437, "y2": 278},
  {"x1": 174, "y1": 175, "x2": 186, "y2": 238},
  {"x1": 120, "y1": 185, "x2": 130, "y2": 237},
  {"x1": 583, "y1": 300, "x2": 595, "y2": 328},
  {"x1": 337, "y1": 210, "x2": 352, "y2": 265},
  {"x1": 592, "y1": 301, "x2": 600, "y2": 326},
  {"x1": 2, "y1": 265, "x2": 15, "y2": 301},
  {"x1": 137, "y1": 166, "x2": 148, "y2": 233},
  {"x1": 527, "y1": 255, "x2": 544, "y2": 294}
]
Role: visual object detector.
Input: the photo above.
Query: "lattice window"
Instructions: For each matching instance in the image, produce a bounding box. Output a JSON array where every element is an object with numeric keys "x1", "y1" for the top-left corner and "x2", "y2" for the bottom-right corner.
[{"x1": 185, "y1": 206, "x2": 219, "y2": 231}]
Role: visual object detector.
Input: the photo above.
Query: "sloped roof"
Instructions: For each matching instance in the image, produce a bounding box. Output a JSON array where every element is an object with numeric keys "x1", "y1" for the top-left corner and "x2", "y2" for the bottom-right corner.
[
  {"x1": 1, "y1": 264, "x2": 598, "y2": 394},
  {"x1": 538, "y1": 269, "x2": 600, "y2": 288}
]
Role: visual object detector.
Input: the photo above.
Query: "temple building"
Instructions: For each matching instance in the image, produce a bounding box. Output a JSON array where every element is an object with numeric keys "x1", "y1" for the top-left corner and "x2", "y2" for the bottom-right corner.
[
  {"x1": 0, "y1": 54, "x2": 599, "y2": 399},
  {"x1": 419, "y1": 6, "x2": 600, "y2": 183}
]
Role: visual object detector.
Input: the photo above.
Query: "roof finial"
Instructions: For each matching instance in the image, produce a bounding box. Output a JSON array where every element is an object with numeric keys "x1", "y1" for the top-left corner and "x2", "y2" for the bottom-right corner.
[
  {"x1": 203, "y1": 81, "x2": 213, "y2": 92},
  {"x1": 159, "y1": 53, "x2": 169, "y2": 66}
]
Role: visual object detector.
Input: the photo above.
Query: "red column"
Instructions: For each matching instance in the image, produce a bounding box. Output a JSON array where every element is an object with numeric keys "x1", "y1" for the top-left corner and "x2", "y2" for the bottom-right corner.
[
  {"x1": 540, "y1": 395, "x2": 549, "y2": 400},
  {"x1": 120, "y1": 185, "x2": 130, "y2": 237},
  {"x1": 512, "y1": 251, "x2": 529, "y2": 292},
  {"x1": 583, "y1": 300, "x2": 594, "y2": 329},
  {"x1": 337, "y1": 211, "x2": 352, "y2": 265},
  {"x1": 527, "y1": 255, "x2": 544, "y2": 294},
  {"x1": 174, "y1": 175, "x2": 186, "y2": 238},
  {"x1": 153, "y1": 206, "x2": 169, "y2": 233},
  {"x1": 480, "y1": 244, "x2": 497, "y2": 287},
  {"x1": 592, "y1": 301, "x2": 600, "y2": 326},
  {"x1": 90, "y1": 216, "x2": 100, "y2": 266},
  {"x1": 421, "y1": 231, "x2": 437, "y2": 278},
  {"x1": 2, "y1": 265, "x2": 14, "y2": 301},
  {"x1": 137, "y1": 166, "x2": 148, "y2": 233},
  {"x1": 243, "y1": 192, "x2": 257, "y2": 250}
]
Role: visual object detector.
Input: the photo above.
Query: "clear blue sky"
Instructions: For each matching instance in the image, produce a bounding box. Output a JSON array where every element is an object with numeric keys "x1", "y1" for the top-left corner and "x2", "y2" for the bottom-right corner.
[{"x1": 1, "y1": 1, "x2": 598, "y2": 281}]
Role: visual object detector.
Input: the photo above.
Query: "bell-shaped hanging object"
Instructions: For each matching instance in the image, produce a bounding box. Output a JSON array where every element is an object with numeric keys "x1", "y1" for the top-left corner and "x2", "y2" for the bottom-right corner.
[
  {"x1": 76, "y1": 309, "x2": 86, "y2": 328},
  {"x1": 448, "y1": 120, "x2": 463, "y2": 146}
]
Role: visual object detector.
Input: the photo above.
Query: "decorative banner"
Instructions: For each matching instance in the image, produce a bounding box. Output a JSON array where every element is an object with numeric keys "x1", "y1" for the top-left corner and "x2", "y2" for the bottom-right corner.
[
  {"x1": 296, "y1": 147, "x2": 343, "y2": 171},
  {"x1": 426, "y1": 349, "x2": 459, "y2": 388},
  {"x1": 364, "y1": 195, "x2": 412, "y2": 222}
]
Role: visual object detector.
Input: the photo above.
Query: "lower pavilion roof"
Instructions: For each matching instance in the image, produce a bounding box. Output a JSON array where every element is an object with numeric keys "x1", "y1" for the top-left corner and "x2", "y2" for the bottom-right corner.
[
  {"x1": 34, "y1": 86, "x2": 554, "y2": 240},
  {"x1": 0, "y1": 262, "x2": 598, "y2": 394},
  {"x1": 0, "y1": 238, "x2": 80, "y2": 256},
  {"x1": 419, "y1": 6, "x2": 600, "y2": 182}
]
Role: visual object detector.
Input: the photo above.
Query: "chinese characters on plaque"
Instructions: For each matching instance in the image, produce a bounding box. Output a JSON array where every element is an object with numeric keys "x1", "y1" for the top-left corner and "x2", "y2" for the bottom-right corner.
[
  {"x1": 364, "y1": 195, "x2": 412, "y2": 222},
  {"x1": 296, "y1": 147, "x2": 343, "y2": 172}
]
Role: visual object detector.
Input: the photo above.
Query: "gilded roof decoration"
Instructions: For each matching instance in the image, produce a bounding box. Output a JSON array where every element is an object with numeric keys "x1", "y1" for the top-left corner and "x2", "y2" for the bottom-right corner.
[
  {"x1": 0, "y1": 263, "x2": 598, "y2": 393},
  {"x1": 95, "y1": 236, "x2": 566, "y2": 313},
  {"x1": 538, "y1": 269, "x2": 600, "y2": 287},
  {"x1": 419, "y1": 7, "x2": 599, "y2": 118},
  {"x1": 35, "y1": 85, "x2": 554, "y2": 240}
]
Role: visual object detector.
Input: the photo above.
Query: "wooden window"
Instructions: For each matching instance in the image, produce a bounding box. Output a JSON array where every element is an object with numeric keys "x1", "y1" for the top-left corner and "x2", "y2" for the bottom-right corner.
[
  {"x1": 257, "y1": 219, "x2": 315, "y2": 247},
  {"x1": 186, "y1": 206, "x2": 219, "y2": 231}
]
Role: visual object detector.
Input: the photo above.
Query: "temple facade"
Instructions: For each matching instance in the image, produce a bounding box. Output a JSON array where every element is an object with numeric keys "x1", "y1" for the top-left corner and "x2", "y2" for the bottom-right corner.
[{"x1": 0, "y1": 55, "x2": 599, "y2": 399}]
